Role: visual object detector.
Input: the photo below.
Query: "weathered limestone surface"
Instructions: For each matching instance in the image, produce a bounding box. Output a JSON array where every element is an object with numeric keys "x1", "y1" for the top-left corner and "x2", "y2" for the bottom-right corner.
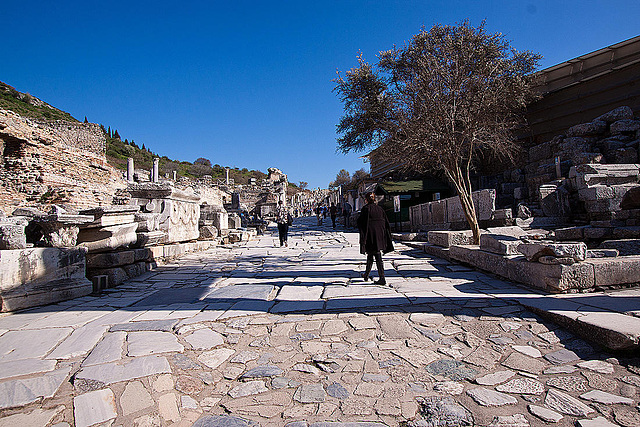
[
  {"x1": 77, "y1": 223, "x2": 138, "y2": 253},
  {"x1": 128, "y1": 183, "x2": 200, "y2": 243},
  {"x1": 449, "y1": 245, "x2": 596, "y2": 292},
  {"x1": 479, "y1": 227, "x2": 527, "y2": 255},
  {"x1": 428, "y1": 230, "x2": 474, "y2": 248},
  {"x1": 518, "y1": 242, "x2": 588, "y2": 262},
  {"x1": 80, "y1": 205, "x2": 139, "y2": 227},
  {"x1": 410, "y1": 189, "x2": 497, "y2": 230},
  {"x1": 0, "y1": 109, "x2": 126, "y2": 215},
  {"x1": 588, "y1": 256, "x2": 640, "y2": 286},
  {"x1": 0, "y1": 247, "x2": 92, "y2": 312}
]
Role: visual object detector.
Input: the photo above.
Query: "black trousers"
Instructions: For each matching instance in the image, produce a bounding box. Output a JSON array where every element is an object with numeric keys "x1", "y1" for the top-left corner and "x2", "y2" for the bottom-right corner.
[
  {"x1": 277, "y1": 223, "x2": 289, "y2": 245},
  {"x1": 364, "y1": 251, "x2": 385, "y2": 282}
]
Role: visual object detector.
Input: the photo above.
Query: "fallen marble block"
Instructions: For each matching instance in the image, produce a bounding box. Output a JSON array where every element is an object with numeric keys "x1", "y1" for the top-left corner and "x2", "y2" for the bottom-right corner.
[
  {"x1": 86, "y1": 251, "x2": 136, "y2": 268},
  {"x1": 428, "y1": 230, "x2": 474, "y2": 248},
  {"x1": 480, "y1": 233, "x2": 523, "y2": 255},
  {"x1": 199, "y1": 225, "x2": 219, "y2": 240},
  {"x1": 77, "y1": 223, "x2": 138, "y2": 253},
  {"x1": 79, "y1": 205, "x2": 139, "y2": 228},
  {"x1": 449, "y1": 245, "x2": 595, "y2": 293},
  {"x1": 587, "y1": 249, "x2": 619, "y2": 258},
  {"x1": 518, "y1": 242, "x2": 587, "y2": 262},
  {"x1": 590, "y1": 256, "x2": 640, "y2": 287},
  {"x1": 479, "y1": 226, "x2": 527, "y2": 255},
  {"x1": 134, "y1": 230, "x2": 166, "y2": 248},
  {"x1": 600, "y1": 239, "x2": 640, "y2": 256},
  {"x1": 0, "y1": 247, "x2": 92, "y2": 312}
]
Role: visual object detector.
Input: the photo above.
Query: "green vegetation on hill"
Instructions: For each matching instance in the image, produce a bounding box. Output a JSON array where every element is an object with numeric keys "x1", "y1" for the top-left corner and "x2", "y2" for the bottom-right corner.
[
  {"x1": 0, "y1": 82, "x2": 77, "y2": 122},
  {"x1": 104, "y1": 130, "x2": 268, "y2": 184}
]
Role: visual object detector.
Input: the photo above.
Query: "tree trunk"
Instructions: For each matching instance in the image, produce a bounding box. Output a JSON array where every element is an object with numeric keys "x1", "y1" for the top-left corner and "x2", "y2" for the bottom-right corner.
[
  {"x1": 445, "y1": 164, "x2": 481, "y2": 245},
  {"x1": 458, "y1": 191, "x2": 481, "y2": 245}
]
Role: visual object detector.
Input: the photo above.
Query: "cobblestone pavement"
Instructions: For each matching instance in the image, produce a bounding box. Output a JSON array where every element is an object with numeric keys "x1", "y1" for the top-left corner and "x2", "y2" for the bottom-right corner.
[{"x1": 1, "y1": 217, "x2": 639, "y2": 427}]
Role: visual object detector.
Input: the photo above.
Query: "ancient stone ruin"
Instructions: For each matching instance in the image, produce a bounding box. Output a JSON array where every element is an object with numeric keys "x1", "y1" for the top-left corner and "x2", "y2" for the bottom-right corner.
[
  {"x1": 0, "y1": 108, "x2": 287, "y2": 312},
  {"x1": 406, "y1": 106, "x2": 640, "y2": 294}
]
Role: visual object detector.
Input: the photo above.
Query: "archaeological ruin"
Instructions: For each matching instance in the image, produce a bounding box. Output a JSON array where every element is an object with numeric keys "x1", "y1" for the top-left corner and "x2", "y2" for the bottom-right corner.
[
  {"x1": 0, "y1": 106, "x2": 291, "y2": 312},
  {"x1": 1, "y1": 35, "x2": 639, "y2": 318},
  {"x1": 400, "y1": 35, "x2": 640, "y2": 295}
]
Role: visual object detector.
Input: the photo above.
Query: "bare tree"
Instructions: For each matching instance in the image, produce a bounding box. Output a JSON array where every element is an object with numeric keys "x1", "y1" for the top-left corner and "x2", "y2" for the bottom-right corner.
[
  {"x1": 334, "y1": 21, "x2": 540, "y2": 243},
  {"x1": 299, "y1": 181, "x2": 308, "y2": 190}
]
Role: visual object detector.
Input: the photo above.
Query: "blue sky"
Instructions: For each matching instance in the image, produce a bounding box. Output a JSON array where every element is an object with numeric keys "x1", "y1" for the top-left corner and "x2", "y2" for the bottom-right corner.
[{"x1": 2, "y1": 1, "x2": 639, "y2": 188}]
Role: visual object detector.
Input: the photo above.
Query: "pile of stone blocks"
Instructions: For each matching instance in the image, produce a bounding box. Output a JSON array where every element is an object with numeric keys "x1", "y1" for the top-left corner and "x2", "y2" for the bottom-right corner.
[
  {"x1": 86, "y1": 248, "x2": 153, "y2": 291},
  {"x1": 553, "y1": 163, "x2": 640, "y2": 254},
  {"x1": 443, "y1": 226, "x2": 640, "y2": 293},
  {"x1": 77, "y1": 206, "x2": 140, "y2": 252},
  {"x1": 200, "y1": 204, "x2": 227, "y2": 240},
  {"x1": 409, "y1": 189, "x2": 511, "y2": 231},
  {"x1": 74, "y1": 205, "x2": 152, "y2": 288},
  {"x1": 523, "y1": 106, "x2": 639, "y2": 204},
  {"x1": 571, "y1": 163, "x2": 640, "y2": 225}
]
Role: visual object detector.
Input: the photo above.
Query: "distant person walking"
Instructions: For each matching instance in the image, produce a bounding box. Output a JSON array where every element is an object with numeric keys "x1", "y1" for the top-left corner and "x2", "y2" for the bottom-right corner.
[
  {"x1": 315, "y1": 205, "x2": 323, "y2": 226},
  {"x1": 276, "y1": 200, "x2": 291, "y2": 247},
  {"x1": 343, "y1": 202, "x2": 352, "y2": 227},
  {"x1": 330, "y1": 203, "x2": 338, "y2": 229},
  {"x1": 357, "y1": 192, "x2": 394, "y2": 285}
]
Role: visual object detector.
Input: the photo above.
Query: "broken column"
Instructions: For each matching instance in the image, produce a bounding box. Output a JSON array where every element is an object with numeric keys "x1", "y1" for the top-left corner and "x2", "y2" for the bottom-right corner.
[
  {"x1": 152, "y1": 158, "x2": 159, "y2": 183},
  {"x1": 127, "y1": 157, "x2": 134, "y2": 182}
]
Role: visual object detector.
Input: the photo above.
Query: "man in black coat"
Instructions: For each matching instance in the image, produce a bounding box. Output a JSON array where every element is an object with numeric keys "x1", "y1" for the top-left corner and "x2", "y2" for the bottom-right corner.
[{"x1": 357, "y1": 192, "x2": 394, "y2": 285}]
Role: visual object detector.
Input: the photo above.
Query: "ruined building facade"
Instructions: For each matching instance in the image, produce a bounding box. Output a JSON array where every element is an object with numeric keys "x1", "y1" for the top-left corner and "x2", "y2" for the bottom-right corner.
[{"x1": 0, "y1": 109, "x2": 126, "y2": 215}]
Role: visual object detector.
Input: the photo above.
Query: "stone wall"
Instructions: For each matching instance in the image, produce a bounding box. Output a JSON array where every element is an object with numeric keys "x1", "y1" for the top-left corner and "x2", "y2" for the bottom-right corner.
[
  {"x1": 489, "y1": 107, "x2": 640, "y2": 218},
  {"x1": 0, "y1": 109, "x2": 126, "y2": 215},
  {"x1": 32, "y1": 120, "x2": 106, "y2": 156},
  {"x1": 409, "y1": 189, "x2": 508, "y2": 231}
]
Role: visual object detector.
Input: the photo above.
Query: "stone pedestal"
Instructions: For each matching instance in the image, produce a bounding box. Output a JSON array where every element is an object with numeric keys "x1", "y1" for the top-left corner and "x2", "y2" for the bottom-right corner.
[
  {"x1": 0, "y1": 217, "x2": 28, "y2": 250},
  {"x1": 201, "y1": 205, "x2": 228, "y2": 233},
  {"x1": 228, "y1": 213, "x2": 242, "y2": 229},
  {"x1": 0, "y1": 247, "x2": 92, "y2": 312},
  {"x1": 127, "y1": 183, "x2": 200, "y2": 244}
]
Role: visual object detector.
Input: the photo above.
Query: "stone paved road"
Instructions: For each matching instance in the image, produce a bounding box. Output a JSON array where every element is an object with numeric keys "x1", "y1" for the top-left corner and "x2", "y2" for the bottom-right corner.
[{"x1": 0, "y1": 217, "x2": 639, "y2": 426}]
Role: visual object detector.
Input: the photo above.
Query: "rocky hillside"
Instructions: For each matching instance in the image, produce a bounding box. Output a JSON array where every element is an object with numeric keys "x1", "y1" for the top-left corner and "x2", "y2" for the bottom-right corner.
[
  {"x1": 1, "y1": 81, "x2": 271, "y2": 185},
  {"x1": 0, "y1": 82, "x2": 76, "y2": 122}
]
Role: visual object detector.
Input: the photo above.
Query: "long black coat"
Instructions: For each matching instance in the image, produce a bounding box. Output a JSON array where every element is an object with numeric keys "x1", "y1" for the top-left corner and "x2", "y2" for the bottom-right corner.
[{"x1": 357, "y1": 202, "x2": 394, "y2": 255}]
